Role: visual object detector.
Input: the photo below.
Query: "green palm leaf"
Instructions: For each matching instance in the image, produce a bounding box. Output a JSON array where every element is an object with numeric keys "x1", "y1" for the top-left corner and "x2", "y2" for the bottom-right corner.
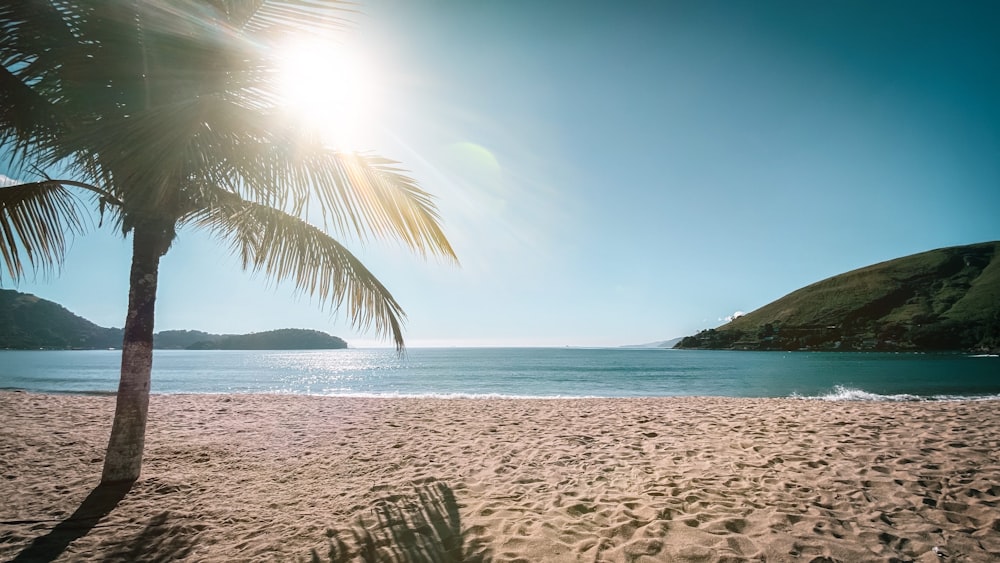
[
  {"x1": 182, "y1": 190, "x2": 407, "y2": 349},
  {"x1": 187, "y1": 126, "x2": 458, "y2": 260},
  {"x1": 0, "y1": 181, "x2": 87, "y2": 280}
]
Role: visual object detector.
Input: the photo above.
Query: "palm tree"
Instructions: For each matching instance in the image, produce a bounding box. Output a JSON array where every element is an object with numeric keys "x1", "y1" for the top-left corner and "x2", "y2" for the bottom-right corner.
[{"x1": 0, "y1": 1, "x2": 456, "y2": 484}]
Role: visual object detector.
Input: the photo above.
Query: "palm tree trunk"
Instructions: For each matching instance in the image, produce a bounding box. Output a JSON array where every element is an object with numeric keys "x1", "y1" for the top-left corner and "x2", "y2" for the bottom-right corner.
[{"x1": 100, "y1": 223, "x2": 168, "y2": 484}]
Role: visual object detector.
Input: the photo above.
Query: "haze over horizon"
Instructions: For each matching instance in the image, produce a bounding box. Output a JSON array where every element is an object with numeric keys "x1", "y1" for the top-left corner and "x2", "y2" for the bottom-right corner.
[{"x1": 3, "y1": 1, "x2": 999, "y2": 348}]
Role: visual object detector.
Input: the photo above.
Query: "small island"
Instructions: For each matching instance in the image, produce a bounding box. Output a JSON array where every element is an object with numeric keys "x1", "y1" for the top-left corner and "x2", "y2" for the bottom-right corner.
[{"x1": 185, "y1": 329, "x2": 347, "y2": 350}]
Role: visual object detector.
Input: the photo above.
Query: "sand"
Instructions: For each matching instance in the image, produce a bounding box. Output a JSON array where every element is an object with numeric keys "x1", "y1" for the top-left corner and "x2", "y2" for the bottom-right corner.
[{"x1": 1, "y1": 392, "x2": 999, "y2": 562}]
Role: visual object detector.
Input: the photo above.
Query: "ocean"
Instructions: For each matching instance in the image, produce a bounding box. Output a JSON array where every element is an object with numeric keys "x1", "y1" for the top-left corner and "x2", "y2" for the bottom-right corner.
[{"x1": 1, "y1": 348, "x2": 998, "y2": 400}]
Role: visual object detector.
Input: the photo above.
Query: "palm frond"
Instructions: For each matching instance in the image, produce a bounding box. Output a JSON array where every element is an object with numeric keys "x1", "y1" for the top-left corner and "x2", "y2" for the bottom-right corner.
[
  {"x1": 0, "y1": 1, "x2": 83, "y2": 67},
  {"x1": 0, "y1": 64, "x2": 63, "y2": 164},
  {"x1": 54, "y1": 98, "x2": 207, "y2": 206},
  {"x1": 0, "y1": 181, "x2": 87, "y2": 281},
  {"x1": 145, "y1": 93, "x2": 457, "y2": 262},
  {"x1": 237, "y1": 0, "x2": 355, "y2": 36},
  {"x1": 193, "y1": 130, "x2": 458, "y2": 262},
  {"x1": 319, "y1": 152, "x2": 458, "y2": 262},
  {"x1": 182, "y1": 190, "x2": 407, "y2": 349}
]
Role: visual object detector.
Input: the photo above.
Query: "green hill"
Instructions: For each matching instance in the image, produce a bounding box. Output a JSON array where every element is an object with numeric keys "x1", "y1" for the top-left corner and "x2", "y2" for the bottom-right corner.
[
  {"x1": 676, "y1": 242, "x2": 1000, "y2": 352},
  {"x1": 0, "y1": 290, "x2": 347, "y2": 350},
  {"x1": 0, "y1": 289, "x2": 122, "y2": 349},
  {"x1": 185, "y1": 329, "x2": 346, "y2": 350}
]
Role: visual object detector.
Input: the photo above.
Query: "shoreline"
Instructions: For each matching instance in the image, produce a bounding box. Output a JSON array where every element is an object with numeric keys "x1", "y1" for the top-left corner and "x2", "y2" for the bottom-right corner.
[
  {"x1": 0, "y1": 388, "x2": 1000, "y2": 405},
  {"x1": 2, "y1": 392, "x2": 999, "y2": 561},
  {"x1": 5, "y1": 388, "x2": 1000, "y2": 402}
]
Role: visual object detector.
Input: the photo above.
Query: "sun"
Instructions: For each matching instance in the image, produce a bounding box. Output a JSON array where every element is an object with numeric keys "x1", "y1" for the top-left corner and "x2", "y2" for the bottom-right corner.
[{"x1": 275, "y1": 39, "x2": 379, "y2": 152}]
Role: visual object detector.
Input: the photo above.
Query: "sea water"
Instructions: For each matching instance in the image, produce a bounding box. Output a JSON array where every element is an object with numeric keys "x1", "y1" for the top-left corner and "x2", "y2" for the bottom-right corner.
[{"x1": 1, "y1": 348, "x2": 997, "y2": 400}]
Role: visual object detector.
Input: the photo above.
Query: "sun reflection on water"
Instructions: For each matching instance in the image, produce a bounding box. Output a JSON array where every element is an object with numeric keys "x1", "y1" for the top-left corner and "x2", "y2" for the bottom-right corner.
[{"x1": 261, "y1": 349, "x2": 404, "y2": 395}]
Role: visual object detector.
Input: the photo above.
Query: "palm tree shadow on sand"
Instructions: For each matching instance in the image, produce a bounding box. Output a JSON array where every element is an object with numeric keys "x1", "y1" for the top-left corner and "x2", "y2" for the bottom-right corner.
[
  {"x1": 10, "y1": 481, "x2": 133, "y2": 563},
  {"x1": 311, "y1": 480, "x2": 492, "y2": 563},
  {"x1": 98, "y1": 510, "x2": 199, "y2": 562}
]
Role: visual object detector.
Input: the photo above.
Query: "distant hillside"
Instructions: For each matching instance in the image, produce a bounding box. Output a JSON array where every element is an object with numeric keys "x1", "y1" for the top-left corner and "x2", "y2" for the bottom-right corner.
[
  {"x1": 677, "y1": 242, "x2": 1000, "y2": 353},
  {"x1": 0, "y1": 290, "x2": 347, "y2": 350},
  {"x1": 186, "y1": 329, "x2": 347, "y2": 350},
  {"x1": 0, "y1": 289, "x2": 122, "y2": 349}
]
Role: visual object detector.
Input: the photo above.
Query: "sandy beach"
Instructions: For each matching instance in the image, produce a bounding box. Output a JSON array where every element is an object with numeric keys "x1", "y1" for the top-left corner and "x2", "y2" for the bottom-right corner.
[{"x1": 1, "y1": 392, "x2": 999, "y2": 562}]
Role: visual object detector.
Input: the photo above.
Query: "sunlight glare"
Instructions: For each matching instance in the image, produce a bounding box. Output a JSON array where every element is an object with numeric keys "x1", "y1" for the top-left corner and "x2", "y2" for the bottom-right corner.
[{"x1": 276, "y1": 39, "x2": 379, "y2": 152}]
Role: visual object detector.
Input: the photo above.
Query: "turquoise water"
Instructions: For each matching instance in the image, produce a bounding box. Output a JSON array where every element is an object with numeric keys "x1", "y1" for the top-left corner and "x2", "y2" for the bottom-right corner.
[{"x1": 0, "y1": 348, "x2": 997, "y2": 400}]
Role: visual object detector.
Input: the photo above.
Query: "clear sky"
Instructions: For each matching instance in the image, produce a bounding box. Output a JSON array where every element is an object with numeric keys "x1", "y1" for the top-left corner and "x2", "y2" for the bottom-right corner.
[{"x1": 3, "y1": 0, "x2": 999, "y2": 347}]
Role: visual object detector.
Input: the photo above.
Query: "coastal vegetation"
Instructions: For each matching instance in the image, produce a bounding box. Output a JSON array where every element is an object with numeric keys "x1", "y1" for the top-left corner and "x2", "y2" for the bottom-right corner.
[
  {"x1": 0, "y1": 2, "x2": 454, "y2": 484},
  {"x1": 185, "y1": 328, "x2": 346, "y2": 350},
  {"x1": 677, "y1": 242, "x2": 1000, "y2": 353}
]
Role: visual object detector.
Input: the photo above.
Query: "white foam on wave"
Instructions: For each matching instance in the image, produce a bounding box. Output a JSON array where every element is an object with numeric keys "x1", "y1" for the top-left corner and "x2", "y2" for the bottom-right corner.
[
  {"x1": 269, "y1": 390, "x2": 603, "y2": 400},
  {"x1": 794, "y1": 385, "x2": 1000, "y2": 402},
  {"x1": 817, "y1": 386, "x2": 923, "y2": 402}
]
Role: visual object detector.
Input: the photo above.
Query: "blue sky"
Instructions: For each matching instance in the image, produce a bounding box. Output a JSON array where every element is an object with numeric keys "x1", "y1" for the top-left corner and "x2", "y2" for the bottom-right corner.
[{"x1": 3, "y1": 0, "x2": 999, "y2": 347}]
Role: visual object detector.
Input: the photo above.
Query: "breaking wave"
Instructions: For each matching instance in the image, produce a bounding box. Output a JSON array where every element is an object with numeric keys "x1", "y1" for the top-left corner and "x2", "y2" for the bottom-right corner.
[{"x1": 793, "y1": 385, "x2": 1000, "y2": 402}]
